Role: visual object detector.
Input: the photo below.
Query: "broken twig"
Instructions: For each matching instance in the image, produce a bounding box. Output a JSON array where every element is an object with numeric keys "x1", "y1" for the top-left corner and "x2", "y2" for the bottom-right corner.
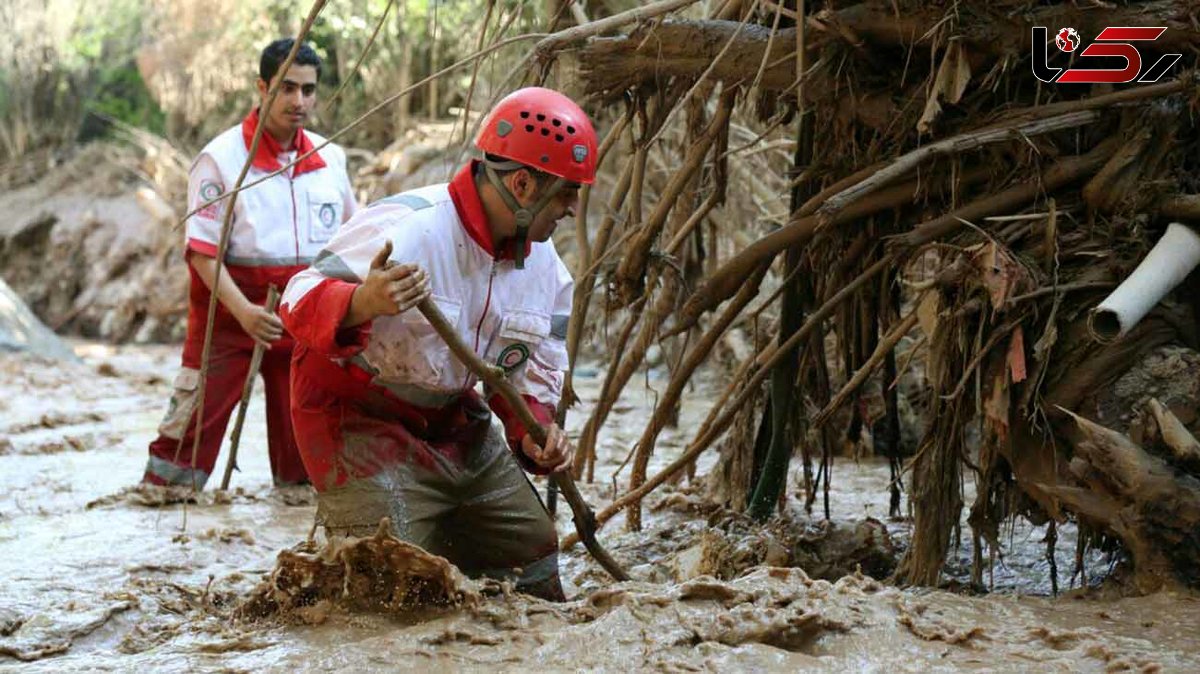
[{"x1": 220, "y1": 286, "x2": 280, "y2": 491}]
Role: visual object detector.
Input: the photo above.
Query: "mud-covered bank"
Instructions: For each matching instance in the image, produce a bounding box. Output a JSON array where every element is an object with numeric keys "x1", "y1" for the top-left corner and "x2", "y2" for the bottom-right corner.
[{"x1": 2, "y1": 342, "x2": 1199, "y2": 672}]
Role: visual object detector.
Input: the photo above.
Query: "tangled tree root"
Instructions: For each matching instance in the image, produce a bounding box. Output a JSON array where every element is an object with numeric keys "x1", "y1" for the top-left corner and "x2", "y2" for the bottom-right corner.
[{"x1": 238, "y1": 518, "x2": 480, "y2": 624}]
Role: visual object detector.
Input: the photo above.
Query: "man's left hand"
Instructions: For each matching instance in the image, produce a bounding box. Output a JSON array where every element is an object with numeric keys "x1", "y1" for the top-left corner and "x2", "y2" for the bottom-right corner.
[{"x1": 520, "y1": 423, "x2": 574, "y2": 473}]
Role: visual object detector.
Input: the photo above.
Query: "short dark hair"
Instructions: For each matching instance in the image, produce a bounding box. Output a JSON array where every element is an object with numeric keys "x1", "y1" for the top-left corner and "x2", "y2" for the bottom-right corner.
[{"x1": 259, "y1": 38, "x2": 322, "y2": 84}]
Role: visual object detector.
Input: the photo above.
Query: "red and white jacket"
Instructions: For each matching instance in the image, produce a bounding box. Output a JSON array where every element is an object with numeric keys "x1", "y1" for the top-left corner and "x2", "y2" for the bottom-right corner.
[
  {"x1": 280, "y1": 161, "x2": 573, "y2": 464},
  {"x1": 182, "y1": 109, "x2": 357, "y2": 355}
]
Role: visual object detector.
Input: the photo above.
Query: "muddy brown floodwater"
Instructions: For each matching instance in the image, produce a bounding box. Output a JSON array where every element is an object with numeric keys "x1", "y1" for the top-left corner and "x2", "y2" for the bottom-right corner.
[{"x1": 1, "y1": 341, "x2": 1199, "y2": 672}]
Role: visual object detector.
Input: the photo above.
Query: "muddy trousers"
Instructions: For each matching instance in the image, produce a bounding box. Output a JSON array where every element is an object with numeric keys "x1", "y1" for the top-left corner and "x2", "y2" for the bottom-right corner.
[
  {"x1": 316, "y1": 422, "x2": 564, "y2": 601},
  {"x1": 143, "y1": 339, "x2": 307, "y2": 489}
]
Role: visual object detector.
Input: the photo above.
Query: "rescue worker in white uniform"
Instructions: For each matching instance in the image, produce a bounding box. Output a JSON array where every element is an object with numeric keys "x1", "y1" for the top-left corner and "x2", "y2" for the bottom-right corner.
[{"x1": 143, "y1": 39, "x2": 357, "y2": 488}]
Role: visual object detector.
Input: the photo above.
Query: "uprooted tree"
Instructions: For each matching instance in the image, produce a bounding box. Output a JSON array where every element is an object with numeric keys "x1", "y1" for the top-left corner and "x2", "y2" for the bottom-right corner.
[{"x1": 524, "y1": 0, "x2": 1200, "y2": 592}]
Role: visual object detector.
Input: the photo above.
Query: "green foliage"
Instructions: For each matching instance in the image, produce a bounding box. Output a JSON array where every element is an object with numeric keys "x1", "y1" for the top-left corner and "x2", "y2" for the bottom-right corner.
[
  {"x1": 0, "y1": 0, "x2": 167, "y2": 157},
  {"x1": 4, "y1": 0, "x2": 571, "y2": 158},
  {"x1": 66, "y1": 0, "x2": 143, "y2": 65},
  {"x1": 88, "y1": 64, "x2": 166, "y2": 135},
  {"x1": 71, "y1": 0, "x2": 166, "y2": 134}
]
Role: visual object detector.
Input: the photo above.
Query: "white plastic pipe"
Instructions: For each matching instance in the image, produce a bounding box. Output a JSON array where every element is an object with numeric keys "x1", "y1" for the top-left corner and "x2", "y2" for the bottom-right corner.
[{"x1": 1089, "y1": 222, "x2": 1200, "y2": 344}]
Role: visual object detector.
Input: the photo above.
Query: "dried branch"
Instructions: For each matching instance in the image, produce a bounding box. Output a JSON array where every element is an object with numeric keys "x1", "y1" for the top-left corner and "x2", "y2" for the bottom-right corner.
[
  {"x1": 811, "y1": 308, "x2": 919, "y2": 428},
  {"x1": 614, "y1": 89, "x2": 735, "y2": 305},
  {"x1": 671, "y1": 164, "x2": 993, "y2": 336},
  {"x1": 816, "y1": 110, "x2": 1100, "y2": 222},
  {"x1": 534, "y1": 0, "x2": 704, "y2": 58},
  {"x1": 220, "y1": 286, "x2": 280, "y2": 491},
  {"x1": 579, "y1": 20, "x2": 800, "y2": 97},
  {"x1": 896, "y1": 137, "x2": 1119, "y2": 249}
]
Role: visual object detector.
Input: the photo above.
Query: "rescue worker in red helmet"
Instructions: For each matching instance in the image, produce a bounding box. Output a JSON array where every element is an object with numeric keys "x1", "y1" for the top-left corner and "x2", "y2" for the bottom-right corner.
[{"x1": 280, "y1": 87, "x2": 598, "y2": 600}]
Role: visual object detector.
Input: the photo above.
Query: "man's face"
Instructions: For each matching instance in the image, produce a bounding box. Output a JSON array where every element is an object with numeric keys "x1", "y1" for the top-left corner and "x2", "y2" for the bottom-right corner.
[
  {"x1": 256, "y1": 64, "x2": 318, "y2": 136},
  {"x1": 511, "y1": 171, "x2": 581, "y2": 242}
]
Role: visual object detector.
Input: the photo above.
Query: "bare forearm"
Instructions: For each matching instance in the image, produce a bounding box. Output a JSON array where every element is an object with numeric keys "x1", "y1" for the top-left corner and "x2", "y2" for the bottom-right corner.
[
  {"x1": 341, "y1": 284, "x2": 382, "y2": 328},
  {"x1": 188, "y1": 251, "x2": 283, "y2": 345},
  {"x1": 188, "y1": 251, "x2": 252, "y2": 317}
]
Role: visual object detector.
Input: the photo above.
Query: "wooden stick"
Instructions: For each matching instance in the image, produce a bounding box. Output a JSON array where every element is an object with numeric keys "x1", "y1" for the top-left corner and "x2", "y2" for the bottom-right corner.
[
  {"x1": 414, "y1": 298, "x2": 630, "y2": 582},
  {"x1": 219, "y1": 286, "x2": 280, "y2": 491}
]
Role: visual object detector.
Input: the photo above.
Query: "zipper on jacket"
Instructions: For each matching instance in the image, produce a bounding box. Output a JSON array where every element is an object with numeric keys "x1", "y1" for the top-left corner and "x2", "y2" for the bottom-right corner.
[
  {"x1": 288, "y1": 168, "x2": 300, "y2": 264},
  {"x1": 472, "y1": 259, "x2": 498, "y2": 355},
  {"x1": 461, "y1": 259, "x2": 498, "y2": 392}
]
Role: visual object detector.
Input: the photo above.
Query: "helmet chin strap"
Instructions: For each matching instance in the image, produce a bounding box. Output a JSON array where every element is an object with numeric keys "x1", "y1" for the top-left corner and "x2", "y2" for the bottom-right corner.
[{"x1": 481, "y1": 160, "x2": 565, "y2": 270}]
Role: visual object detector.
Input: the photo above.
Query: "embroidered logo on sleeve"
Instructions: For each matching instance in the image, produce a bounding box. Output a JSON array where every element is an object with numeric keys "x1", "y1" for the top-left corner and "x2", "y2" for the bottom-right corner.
[
  {"x1": 197, "y1": 180, "x2": 225, "y2": 220},
  {"x1": 497, "y1": 343, "x2": 531, "y2": 375}
]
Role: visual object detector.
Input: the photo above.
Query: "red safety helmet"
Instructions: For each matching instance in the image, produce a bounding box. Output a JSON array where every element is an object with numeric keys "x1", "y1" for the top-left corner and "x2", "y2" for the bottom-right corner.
[
  {"x1": 476, "y1": 87, "x2": 597, "y2": 185},
  {"x1": 474, "y1": 88, "x2": 597, "y2": 269}
]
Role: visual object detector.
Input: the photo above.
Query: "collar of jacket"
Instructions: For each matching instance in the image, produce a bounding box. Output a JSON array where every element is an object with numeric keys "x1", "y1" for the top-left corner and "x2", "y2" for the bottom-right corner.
[
  {"x1": 448, "y1": 160, "x2": 531, "y2": 262},
  {"x1": 240, "y1": 107, "x2": 327, "y2": 176}
]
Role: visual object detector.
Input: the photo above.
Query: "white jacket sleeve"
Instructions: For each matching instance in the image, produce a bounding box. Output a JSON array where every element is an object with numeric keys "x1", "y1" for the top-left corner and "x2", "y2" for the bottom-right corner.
[{"x1": 184, "y1": 154, "x2": 227, "y2": 256}]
